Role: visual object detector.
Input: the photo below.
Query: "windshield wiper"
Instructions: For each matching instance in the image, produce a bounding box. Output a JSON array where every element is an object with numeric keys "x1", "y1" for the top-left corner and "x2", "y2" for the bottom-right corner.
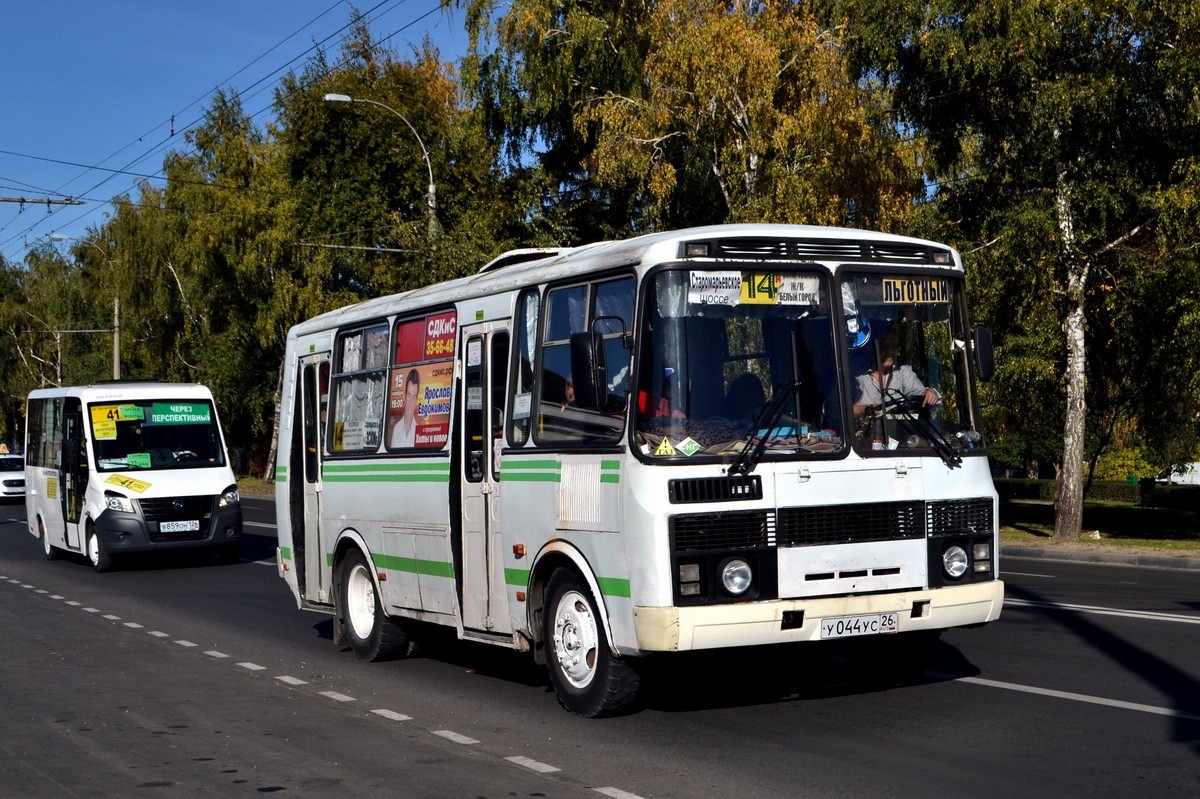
[
  {"x1": 879, "y1": 388, "x2": 962, "y2": 468},
  {"x1": 728, "y1": 380, "x2": 800, "y2": 476}
]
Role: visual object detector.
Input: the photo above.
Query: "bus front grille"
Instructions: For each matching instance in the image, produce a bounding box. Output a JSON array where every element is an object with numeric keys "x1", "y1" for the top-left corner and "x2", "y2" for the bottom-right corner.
[
  {"x1": 140, "y1": 495, "x2": 214, "y2": 541},
  {"x1": 778, "y1": 500, "x2": 925, "y2": 547},
  {"x1": 928, "y1": 498, "x2": 993, "y2": 536},
  {"x1": 670, "y1": 509, "x2": 775, "y2": 552}
]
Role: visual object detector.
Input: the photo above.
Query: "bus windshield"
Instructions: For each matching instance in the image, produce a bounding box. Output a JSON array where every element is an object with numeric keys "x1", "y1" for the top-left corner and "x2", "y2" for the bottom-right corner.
[
  {"x1": 88, "y1": 400, "x2": 226, "y2": 471},
  {"x1": 841, "y1": 272, "x2": 983, "y2": 458},
  {"x1": 635, "y1": 268, "x2": 845, "y2": 462}
]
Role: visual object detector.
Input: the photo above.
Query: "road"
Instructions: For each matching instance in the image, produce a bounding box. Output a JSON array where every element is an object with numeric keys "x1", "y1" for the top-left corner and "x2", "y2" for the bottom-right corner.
[{"x1": 1, "y1": 495, "x2": 1197, "y2": 797}]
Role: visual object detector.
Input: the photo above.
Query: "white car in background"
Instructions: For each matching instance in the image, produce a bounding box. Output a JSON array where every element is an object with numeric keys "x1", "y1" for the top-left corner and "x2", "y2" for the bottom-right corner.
[{"x1": 0, "y1": 455, "x2": 24, "y2": 499}]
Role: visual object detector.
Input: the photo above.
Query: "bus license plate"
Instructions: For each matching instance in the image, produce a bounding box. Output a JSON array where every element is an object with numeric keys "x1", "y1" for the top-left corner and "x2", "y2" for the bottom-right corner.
[
  {"x1": 160, "y1": 520, "x2": 200, "y2": 533},
  {"x1": 820, "y1": 613, "x2": 899, "y2": 640}
]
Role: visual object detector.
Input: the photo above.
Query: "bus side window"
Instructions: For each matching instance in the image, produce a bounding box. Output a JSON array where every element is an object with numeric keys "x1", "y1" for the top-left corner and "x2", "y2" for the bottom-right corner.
[{"x1": 508, "y1": 289, "x2": 539, "y2": 446}]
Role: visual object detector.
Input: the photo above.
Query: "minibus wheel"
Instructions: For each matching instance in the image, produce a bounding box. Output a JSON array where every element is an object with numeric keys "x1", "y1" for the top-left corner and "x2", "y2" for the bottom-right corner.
[
  {"x1": 39, "y1": 518, "x2": 60, "y2": 561},
  {"x1": 86, "y1": 524, "x2": 112, "y2": 573},
  {"x1": 339, "y1": 549, "x2": 408, "y2": 661},
  {"x1": 543, "y1": 569, "x2": 639, "y2": 717}
]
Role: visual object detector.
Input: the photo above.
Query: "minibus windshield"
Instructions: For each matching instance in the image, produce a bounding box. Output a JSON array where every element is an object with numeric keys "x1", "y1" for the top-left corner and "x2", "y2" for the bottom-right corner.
[{"x1": 88, "y1": 400, "x2": 226, "y2": 471}]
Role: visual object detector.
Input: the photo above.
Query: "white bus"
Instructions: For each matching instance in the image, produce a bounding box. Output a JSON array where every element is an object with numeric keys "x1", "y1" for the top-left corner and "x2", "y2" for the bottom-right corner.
[
  {"x1": 27, "y1": 382, "x2": 243, "y2": 571},
  {"x1": 275, "y1": 224, "x2": 1004, "y2": 716}
]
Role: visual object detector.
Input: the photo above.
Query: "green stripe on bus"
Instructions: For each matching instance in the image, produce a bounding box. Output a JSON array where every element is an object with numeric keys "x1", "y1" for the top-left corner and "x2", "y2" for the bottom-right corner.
[
  {"x1": 498, "y1": 472, "x2": 561, "y2": 482},
  {"x1": 322, "y1": 474, "x2": 450, "y2": 483},
  {"x1": 600, "y1": 474, "x2": 620, "y2": 484},
  {"x1": 372, "y1": 553, "x2": 455, "y2": 579},
  {"x1": 597, "y1": 577, "x2": 631, "y2": 598},
  {"x1": 280, "y1": 547, "x2": 291, "y2": 560},
  {"x1": 505, "y1": 568, "x2": 531, "y2": 587},
  {"x1": 500, "y1": 460, "x2": 561, "y2": 470},
  {"x1": 600, "y1": 460, "x2": 620, "y2": 471},
  {"x1": 324, "y1": 462, "x2": 451, "y2": 473}
]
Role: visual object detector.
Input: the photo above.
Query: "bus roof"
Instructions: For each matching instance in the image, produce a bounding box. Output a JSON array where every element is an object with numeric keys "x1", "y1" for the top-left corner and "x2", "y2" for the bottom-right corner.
[
  {"x1": 27, "y1": 382, "x2": 216, "y2": 402},
  {"x1": 289, "y1": 223, "x2": 962, "y2": 338}
]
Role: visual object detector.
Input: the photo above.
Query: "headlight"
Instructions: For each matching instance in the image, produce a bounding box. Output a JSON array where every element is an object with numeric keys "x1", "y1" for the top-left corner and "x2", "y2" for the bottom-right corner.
[
  {"x1": 942, "y1": 545, "x2": 968, "y2": 579},
  {"x1": 720, "y1": 558, "x2": 753, "y2": 595},
  {"x1": 218, "y1": 486, "x2": 240, "y2": 507},
  {"x1": 105, "y1": 493, "x2": 135, "y2": 513}
]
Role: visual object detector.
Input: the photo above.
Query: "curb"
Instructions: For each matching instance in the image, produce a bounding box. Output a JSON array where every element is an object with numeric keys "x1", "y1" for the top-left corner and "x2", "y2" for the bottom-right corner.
[{"x1": 1002, "y1": 545, "x2": 1200, "y2": 571}]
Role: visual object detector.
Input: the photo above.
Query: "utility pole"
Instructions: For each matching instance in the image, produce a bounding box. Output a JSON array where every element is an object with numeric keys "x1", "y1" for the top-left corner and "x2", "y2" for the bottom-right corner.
[{"x1": 113, "y1": 296, "x2": 120, "y2": 379}]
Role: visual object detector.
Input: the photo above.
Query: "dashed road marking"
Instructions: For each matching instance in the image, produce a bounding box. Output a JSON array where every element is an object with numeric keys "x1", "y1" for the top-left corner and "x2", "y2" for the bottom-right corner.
[
  {"x1": 371, "y1": 709, "x2": 411, "y2": 721},
  {"x1": 65, "y1": 601, "x2": 81, "y2": 607},
  {"x1": 124, "y1": 622, "x2": 143, "y2": 629},
  {"x1": 935, "y1": 672, "x2": 1200, "y2": 722},
  {"x1": 83, "y1": 608, "x2": 100, "y2": 613},
  {"x1": 238, "y1": 662, "x2": 266, "y2": 671},
  {"x1": 175, "y1": 640, "x2": 198, "y2": 648},
  {"x1": 276, "y1": 676, "x2": 308, "y2": 686},
  {"x1": 102, "y1": 614, "x2": 120, "y2": 620},
  {"x1": 433, "y1": 730, "x2": 479, "y2": 745},
  {"x1": 148, "y1": 631, "x2": 170, "y2": 638},
  {"x1": 21, "y1": 584, "x2": 34, "y2": 589},
  {"x1": 35, "y1": 589, "x2": 48, "y2": 594},
  {"x1": 320, "y1": 691, "x2": 355, "y2": 702},
  {"x1": 204, "y1": 650, "x2": 229, "y2": 659},
  {"x1": 49, "y1": 595, "x2": 63, "y2": 600},
  {"x1": 1006, "y1": 598, "x2": 1200, "y2": 625},
  {"x1": 595, "y1": 788, "x2": 646, "y2": 799},
  {"x1": 505, "y1": 756, "x2": 559, "y2": 773}
]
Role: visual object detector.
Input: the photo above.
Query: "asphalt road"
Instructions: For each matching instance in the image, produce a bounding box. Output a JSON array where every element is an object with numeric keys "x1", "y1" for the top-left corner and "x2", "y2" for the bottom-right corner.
[{"x1": 1, "y1": 495, "x2": 1197, "y2": 798}]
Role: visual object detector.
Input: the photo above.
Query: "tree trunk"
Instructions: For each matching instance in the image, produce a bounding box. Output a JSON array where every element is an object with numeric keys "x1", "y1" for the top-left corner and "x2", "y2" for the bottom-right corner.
[
  {"x1": 1053, "y1": 136, "x2": 1087, "y2": 540},
  {"x1": 262, "y1": 362, "x2": 285, "y2": 481}
]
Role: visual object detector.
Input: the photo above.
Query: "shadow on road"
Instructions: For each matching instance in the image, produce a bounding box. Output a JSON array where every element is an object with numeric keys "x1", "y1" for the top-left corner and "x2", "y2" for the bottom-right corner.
[{"x1": 1006, "y1": 581, "x2": 1200, "y2": 758}]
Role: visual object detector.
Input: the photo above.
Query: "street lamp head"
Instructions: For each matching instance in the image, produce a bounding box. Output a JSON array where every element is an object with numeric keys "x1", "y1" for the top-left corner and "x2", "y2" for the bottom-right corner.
[
  {"x1": 323, "y1": 93, "x2": 353, "y2": 103},
  {"x1": 49, "y1": 233, "x2": 71, "y2": 242}
]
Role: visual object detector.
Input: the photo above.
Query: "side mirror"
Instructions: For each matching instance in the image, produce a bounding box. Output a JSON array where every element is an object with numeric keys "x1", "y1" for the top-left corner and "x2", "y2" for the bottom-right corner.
[{"x1": 973, "y1": 325, "x2": 995, "y2": 382}]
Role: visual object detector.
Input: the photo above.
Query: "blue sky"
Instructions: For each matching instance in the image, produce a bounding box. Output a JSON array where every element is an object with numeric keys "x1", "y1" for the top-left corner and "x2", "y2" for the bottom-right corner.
[{"x1": 0, "y1": 1, "x2": 467, "y2": 262}]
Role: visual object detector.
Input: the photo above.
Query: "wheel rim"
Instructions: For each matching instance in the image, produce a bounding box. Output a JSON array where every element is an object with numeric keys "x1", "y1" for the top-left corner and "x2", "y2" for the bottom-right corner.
[
  {"x1": 346, "y1": 563, "x2": 377, "y2": 641},
  {"x1": 552, "y1": 590, "x2": 600, "y2": 689},
  {"x1": 87, "y1": 533, "x2": 99, "y2": 566}
]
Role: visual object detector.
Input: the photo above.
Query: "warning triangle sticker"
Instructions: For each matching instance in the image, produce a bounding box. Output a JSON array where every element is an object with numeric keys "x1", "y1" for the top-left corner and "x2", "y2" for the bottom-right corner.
[{"x1": 654, "y1": 438, "x2": 676, "y2": 456}]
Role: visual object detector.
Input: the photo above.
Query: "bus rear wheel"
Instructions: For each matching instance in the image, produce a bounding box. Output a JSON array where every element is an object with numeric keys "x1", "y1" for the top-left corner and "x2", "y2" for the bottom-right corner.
[
  {"x1": 40, "y1": 518, "x2": 61, "y2": 561},
  {"x1": 86, "y1": 524, "x2": 112, "y2": 573},
  {"x1": 543, "y1": 569, "x2": 639, "y2": 718},
  {"x1": 340, "y1": 549, "x2": 408, "y2": 661}
]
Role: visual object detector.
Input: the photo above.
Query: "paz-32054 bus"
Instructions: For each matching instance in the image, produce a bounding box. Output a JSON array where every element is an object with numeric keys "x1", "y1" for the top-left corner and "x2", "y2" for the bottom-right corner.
[{"x1": 274, "y1": 224, "x2": 1003, "y2": 716}]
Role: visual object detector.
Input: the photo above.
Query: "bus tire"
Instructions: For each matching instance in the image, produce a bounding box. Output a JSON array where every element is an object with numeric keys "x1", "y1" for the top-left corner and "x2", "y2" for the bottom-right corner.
[
  {"x1": 543, "y1": 569, "x2": 639, "y2": 718},
  {"x1": 340, "y1": 549, "x2": 408, "y2": 661},
  {"x1": 86, "y1": 524, "x2": 112, "y2": 573},
  {"x1": 40, "y1": 518, "x2": 61, "y2": 561}
]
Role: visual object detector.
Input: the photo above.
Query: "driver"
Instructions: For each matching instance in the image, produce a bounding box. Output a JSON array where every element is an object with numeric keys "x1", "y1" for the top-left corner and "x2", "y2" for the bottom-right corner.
[{"x1": 852, "y1": 328, "x2": 939, "y2": 417}]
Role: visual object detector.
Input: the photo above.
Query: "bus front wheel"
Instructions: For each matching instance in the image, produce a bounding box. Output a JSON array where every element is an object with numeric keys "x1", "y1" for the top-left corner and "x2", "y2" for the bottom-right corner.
[
  {"x1": 543, "y1": 569, "x2": 639, "y2": 717},
  {"x1": 339, "y1": 549, "x2": 408, "y2": 661},
  {"x1": 86, "y1": 524, "x2": 112, "y2": 573}
]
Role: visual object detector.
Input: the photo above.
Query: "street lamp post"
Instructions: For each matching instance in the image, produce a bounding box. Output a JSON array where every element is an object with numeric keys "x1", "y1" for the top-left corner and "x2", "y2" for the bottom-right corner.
[
  {"x1": 323, "y1": 93, "x2": 439, "y2": 239},
  {"x1": 50, "y1": 234, "x2": 120, "y2": 379}
]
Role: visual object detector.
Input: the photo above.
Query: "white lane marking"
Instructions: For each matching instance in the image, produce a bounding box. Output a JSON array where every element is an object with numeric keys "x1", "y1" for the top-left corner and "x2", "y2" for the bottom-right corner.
[
  {"x1": 371, "y1": 709, "x2": 411, "y2": 721},
  {"x1": 65, "y1": 601, "x2": 81, "y2": 607},
  {"x1": 49, "y1": 595, "x2": 63, "y2": 600},
  {"x1": 938, "y1": 673, "x2": 1200, "y2": 722},
  {"x1": 251, "y1": 560, "x2": 275, "y2": 567},
  {"x1": 102, "y1": 615, "x2": 120, "y2": 620},
  {"x1": 505, "y1": 756, "x2": 560, "y2": 774},
  {"x1": 175, "y1": 640, "x2": 198, "y2": 647},
  {"x1": 124, "y1": 622, "x2": 143, "y2": 629},
  {"x1": 433, "y1": 730, "x2": 479, "y2": 745},
  {"x1": 1005, "y1": 598, "x2": 1200, "y2": 625},
  {"x1": 238, "y1": 662, "x2": 266, "y2": 671},
  {"x1": 7, "y1": 579, "x2": 19, "y2": 583},
  {"x1": 204, "y1": 651, "x2": 229, "y2": 659},
  {"x1": 35, "y1": 589, "x2": 48, "y2": 594},
  {"x1": 276, "y1": 676, "x2": 308, "y2": 686},
  {"x1": 148, "y1": 631, "x2": 170, "y2": 638},
  {"x1": 319, "y1": 691, "x2": 355, "y2": 702},
  {"x1": 595, "y1": 788, "x2": 646, "y2": 799},
  {"x1": 244, "y1": 521, "x2": 276, "y2": 529},
  {"x1": 83, "y1": 608, "x2": 100, "y2": 613},
  {"x1": 21, "y1": 584, "x2": 33, "y2": 589},
  {"x1": 1003, "y1": 571, "x2": 1055, "y2": 578}
]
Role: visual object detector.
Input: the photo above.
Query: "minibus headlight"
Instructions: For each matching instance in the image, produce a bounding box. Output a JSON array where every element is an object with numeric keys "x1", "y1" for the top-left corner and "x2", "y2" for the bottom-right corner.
[
  {"x1": 720, "y1": 558, "x2": 753, "y2": 595},
  {"x1": 218, "y1": 486, "x2": 240, "y2": 508},
  {"x1": 942, "y1": 545, "x2": 969, "y2": 579},
  {"x1": 104, "y1": 493, "x2": 135, "y2": 513}
]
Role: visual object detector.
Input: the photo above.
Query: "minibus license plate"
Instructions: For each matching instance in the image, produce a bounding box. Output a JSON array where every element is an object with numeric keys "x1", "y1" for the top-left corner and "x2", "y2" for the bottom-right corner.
[
  {"x1": 160, "y1": 520, "x2": 200, "y2": 533},
  {"x1": 820, "y1": 613, "x2": 899, "y2": 639}
]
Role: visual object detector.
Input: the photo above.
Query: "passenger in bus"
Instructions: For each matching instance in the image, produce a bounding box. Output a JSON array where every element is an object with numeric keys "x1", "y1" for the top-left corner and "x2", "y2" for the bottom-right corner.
[
  {"x1": 722, "y1": 373, "x2": 767, "y2": 430},
  {"x1": 851, "y1": 329, "x2": 939, "y2": 416},
  {"x1": 390, "y1": 368, "x2": 420, "y2": 448}
]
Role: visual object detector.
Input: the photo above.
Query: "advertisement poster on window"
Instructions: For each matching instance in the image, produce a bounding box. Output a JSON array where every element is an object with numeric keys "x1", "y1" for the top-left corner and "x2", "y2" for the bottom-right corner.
[{"x1": 387, "y1": 361, "x2": 453, "y2": 449}]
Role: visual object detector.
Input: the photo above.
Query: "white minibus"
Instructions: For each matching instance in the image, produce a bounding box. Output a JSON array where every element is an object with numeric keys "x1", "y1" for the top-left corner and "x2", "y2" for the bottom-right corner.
[{"x1": 26, "y1": 382, "x2": 242, "y2": 571}]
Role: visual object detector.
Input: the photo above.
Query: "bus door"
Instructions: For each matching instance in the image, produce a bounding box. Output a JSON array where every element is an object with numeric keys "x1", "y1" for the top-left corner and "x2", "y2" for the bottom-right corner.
[
  {"x1": 60, "y1": 398, "x2": 87, "y2": 549},
  {"x1": 298, "y1": 354, "x2": 333, "y2": 604},
  {"x1": 458, "y1": 322, "x2": 512, "y2": 634}
]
